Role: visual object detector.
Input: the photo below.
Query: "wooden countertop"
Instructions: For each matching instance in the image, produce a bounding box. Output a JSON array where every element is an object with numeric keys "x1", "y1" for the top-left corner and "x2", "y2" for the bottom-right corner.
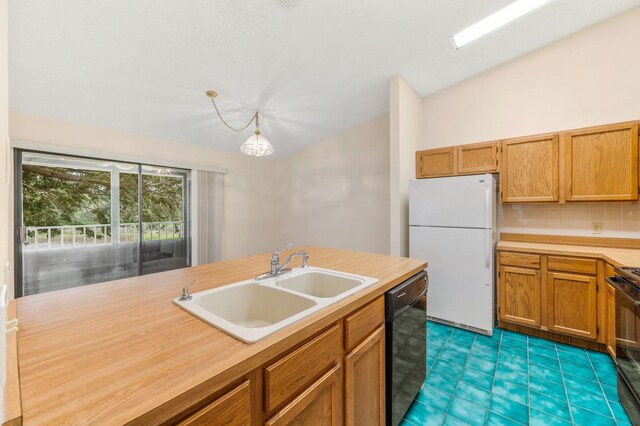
[
  {"x1": 15, "y1": 247, "x2": 426, "y2": 425},
  {"x1": 497, "y1": 240, "x2": 640, "y2": 267}
]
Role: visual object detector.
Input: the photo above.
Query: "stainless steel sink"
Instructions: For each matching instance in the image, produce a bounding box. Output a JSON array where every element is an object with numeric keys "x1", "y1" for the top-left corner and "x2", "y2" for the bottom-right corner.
[{"x1": 174, "y1": 267, "x2": 378, "y2": 343}]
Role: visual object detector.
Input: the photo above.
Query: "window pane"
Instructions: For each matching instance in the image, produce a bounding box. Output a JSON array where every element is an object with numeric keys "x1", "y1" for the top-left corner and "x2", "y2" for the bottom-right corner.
[
  {"x1": 140, "y1": 166, "x2": 190, "y2": 275},
  {"x1": 19, "y1": 152, "x2": 139, "y2": 295}
]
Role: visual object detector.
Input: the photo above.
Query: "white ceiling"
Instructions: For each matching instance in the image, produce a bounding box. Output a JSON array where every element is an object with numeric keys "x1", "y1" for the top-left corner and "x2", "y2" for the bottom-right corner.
[{"x1": 9, "y1": 0, "x2": 640, "y2": 159}]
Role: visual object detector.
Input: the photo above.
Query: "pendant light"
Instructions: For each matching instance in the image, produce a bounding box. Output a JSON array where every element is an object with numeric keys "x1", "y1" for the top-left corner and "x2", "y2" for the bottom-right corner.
[{"x1": 206, "y1": 90, "x2": 274, "y2": 157}]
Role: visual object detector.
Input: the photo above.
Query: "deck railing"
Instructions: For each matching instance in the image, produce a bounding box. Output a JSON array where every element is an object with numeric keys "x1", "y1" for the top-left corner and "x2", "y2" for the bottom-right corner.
[{"x1": 23, "y1": 221, "x2": 185, "y2": 251}]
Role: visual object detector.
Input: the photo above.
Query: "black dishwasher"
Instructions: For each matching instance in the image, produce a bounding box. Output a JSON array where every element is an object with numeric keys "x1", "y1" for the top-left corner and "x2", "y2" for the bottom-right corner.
[{"x1": 385, "y1": 270, "x2": 428, "y2": 426}]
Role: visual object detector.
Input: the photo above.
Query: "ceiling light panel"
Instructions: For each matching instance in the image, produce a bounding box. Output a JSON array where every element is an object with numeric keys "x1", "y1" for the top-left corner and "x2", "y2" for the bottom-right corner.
[{"x1": 452, "y1": 0, "x2": 554, "y2": 49}]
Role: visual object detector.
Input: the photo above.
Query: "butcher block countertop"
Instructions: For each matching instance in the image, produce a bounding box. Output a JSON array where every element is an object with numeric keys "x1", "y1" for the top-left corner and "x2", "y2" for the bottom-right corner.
[
  {"x1": 498, "y1": 234, "x2": 640, "y2": 266},
  {"x1": 14, "y1": 247, "x2": 426, "y2": 425}
]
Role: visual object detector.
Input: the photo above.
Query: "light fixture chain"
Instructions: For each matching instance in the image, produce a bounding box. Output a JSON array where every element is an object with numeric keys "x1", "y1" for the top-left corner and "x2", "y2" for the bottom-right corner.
[{"x1": 210, "y1": 96, "x2": 257, "y2": 133}]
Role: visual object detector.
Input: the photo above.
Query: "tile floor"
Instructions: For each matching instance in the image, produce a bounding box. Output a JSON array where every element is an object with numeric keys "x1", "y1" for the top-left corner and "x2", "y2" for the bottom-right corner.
[{"x1": 402, "y1": 321, "x2": 632, "y2": 426}]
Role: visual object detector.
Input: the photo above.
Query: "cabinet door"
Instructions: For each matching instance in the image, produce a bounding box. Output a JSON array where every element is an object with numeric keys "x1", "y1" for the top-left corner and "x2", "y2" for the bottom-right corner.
[
  {"x1": 457, "y1": 141, "x2": 498, "y2": 175},
  {"x1": 564, "y1": 122, "x2": 639, "y2": 201},
  {"x1": 500, "y1": 134, "x2": 559, "y2": 202},
  {"x1": 416, "y1": 147, "x2": 456, "y2": 178},
  {"x1": 607, "y1": 283, "x2": 616, "y2": 358},
  {"x1": 344, "y1": 326, "x2": 385, "y2": 426},
  {"x1": 179, "y1": 380, "x2": 251, "y2": 426},
  {"x1": 265, "y1": 364, "x2": 342, "y2": 426},
  {"x1": 548, "y1": 272, "x2": 597, "y2": 339},
  {"x1": 498, "y1": 266, "x2": 541, "y2": 327}
]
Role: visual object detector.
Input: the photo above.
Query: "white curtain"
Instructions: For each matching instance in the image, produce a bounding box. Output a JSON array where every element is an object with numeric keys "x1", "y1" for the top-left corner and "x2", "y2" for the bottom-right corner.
[{"x1": 194, "y1": 170, "x2": 224, "y2": 265}]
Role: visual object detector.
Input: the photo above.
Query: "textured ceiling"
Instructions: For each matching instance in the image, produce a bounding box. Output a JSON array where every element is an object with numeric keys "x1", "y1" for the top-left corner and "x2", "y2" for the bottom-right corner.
[{"x1": 9, "y1": 0, "x2": 640, "y2": 159}]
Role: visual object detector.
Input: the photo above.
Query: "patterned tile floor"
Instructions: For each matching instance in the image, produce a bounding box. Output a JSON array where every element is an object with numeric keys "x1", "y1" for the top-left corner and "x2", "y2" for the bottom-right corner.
[{"x1": 402, "y1": 321, "x2": 632, "y2": 426}]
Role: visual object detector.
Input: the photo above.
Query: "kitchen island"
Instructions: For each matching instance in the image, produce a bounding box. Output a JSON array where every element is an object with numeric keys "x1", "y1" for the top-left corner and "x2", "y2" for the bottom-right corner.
[{"x1": 12, "y1": 247, "x2": 426, "y2": 425}]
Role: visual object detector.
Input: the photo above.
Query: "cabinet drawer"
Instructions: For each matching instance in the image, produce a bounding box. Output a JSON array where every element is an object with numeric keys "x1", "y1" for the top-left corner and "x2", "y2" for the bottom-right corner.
[
  {"x1": 548, "y1": 256, "x2": 597, "y2": 275},
  {"x1": 265, "y1": 324, "x2": 341, "y2": 413},
  {"x1": 178, "y1": 380, "x2": 251, "y2": 426},
  {"x1": 499, "y1": 252, "x2": 541, "y2": 269},
  {"x1": 344, "y1": 296, "x2": 384, "y2": 352}
]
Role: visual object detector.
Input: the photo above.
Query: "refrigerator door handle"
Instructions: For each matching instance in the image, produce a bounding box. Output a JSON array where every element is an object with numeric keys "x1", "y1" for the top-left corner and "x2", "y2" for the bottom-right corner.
[
  {"x1": 485, "y1": 231, "x2": 491, "y2": 269},
  {"x1": 484, "y1": 185, "x2": 491, "y2": 229}
]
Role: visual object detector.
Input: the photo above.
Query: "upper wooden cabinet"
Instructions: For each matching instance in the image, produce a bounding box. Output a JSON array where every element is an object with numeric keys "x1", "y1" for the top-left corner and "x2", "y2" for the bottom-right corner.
[
  {"x1": 416, "y1": 147, "x2": 456, "y2": 178},
  {"x1": 500, "y1": 134, "x2": 559, "y2": 203},
  {"x1": 457, "y1": 141, "x2": 499, "y2": 175},
  {"x1": 415, "y1": 120, "x2": 640, "y2": 204},
  {"x1": 415, "y1": 141, "x2": 498, "y2": 179},
  {"x1": 564, "y1": 122, "x2": 639, "y2": 201}
]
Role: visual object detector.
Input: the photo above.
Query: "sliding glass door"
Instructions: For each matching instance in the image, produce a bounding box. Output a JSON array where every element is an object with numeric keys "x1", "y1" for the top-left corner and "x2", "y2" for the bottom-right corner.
[{"x1": 15, "y1": 150, "x2": 191, "y2": 296}]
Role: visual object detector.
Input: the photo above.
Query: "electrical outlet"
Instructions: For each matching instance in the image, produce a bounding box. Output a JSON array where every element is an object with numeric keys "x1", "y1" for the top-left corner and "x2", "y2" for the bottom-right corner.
[{"x1": 592, "y1": 222, "x2": 602, "y2": 234}]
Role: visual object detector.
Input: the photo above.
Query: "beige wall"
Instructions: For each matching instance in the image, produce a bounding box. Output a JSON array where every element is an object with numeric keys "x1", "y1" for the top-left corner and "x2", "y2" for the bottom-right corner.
[
  {"x1": 9, "y1": 112, "x2": 279, "y2": 261},
  {"x1": 422, "y1": 7, "x2": 640, "y2": 149},
  {"x1": 421, "y1": 7, "x2": 640, "y2": 238},
  {"x1": 1, "y1": 0, "x2": 10, "y2": 294},
  {"x1": 274, "y1": 115, "x2": 390, "y2": 254},
  {"x1": 389, "y1": 75, "x2": 422, "y2": 256},
  {"x1": 500, "y1": 203, "x2": 640, "y2": 239}
]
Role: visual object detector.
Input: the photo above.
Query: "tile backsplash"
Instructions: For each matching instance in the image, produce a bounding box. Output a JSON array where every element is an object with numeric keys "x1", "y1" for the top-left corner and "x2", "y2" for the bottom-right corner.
[{"x1": 498, "y1": 203, "x2": 640, "y2": 239}]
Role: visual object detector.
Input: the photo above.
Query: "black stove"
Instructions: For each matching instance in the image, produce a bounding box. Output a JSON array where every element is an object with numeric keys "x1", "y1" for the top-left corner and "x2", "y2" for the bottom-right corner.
[{"x1": 606, "y1": 267, "x2": 640, "y2": 424}]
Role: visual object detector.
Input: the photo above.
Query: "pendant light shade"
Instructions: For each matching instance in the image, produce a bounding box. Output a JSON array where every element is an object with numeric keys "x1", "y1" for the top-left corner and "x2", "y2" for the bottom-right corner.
[
  {"x1": 206, "y1": 90, "x2": 274, "y2": 157},
  {"x1": 240, "y1": 131, "x2": 275, "y2": 157}
]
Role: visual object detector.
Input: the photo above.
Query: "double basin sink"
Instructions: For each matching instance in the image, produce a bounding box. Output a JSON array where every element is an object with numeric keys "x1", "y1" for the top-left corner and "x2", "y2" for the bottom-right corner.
[{"x1": 174, "y1": 267, "x2": 378, "y2": 343}]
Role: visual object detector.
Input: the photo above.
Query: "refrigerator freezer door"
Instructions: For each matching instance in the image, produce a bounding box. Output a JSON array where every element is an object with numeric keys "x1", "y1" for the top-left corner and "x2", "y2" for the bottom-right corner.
[
  {"x1": 409, "y1": 174, "x2": 495, "y2": 229},
  {"x1": 410, "y1": 226, "x2": 494, "y2": 334}
]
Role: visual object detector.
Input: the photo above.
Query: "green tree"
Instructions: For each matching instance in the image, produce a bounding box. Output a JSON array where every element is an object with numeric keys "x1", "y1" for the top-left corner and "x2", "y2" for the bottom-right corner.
[{"x1": 23, "y1": 165, "x2": 184, "y2": 228}]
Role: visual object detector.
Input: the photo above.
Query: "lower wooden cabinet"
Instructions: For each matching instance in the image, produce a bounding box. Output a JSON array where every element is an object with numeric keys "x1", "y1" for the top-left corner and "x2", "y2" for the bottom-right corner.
[
  {"x1": 606, "y1": 283, "x2": 616, "y2": 358},
  {"x1": 498, "y1": 250, "x2": 604, "y2": 345},
  {"x1": 266, "y1": 364, "x2": 342, "y2": 426},
  {"x1": 168, "y1": 297, "x2": 388, "y2": 425},
  {"x1": 547, "y1": 272, "x2": 597, "y2": 339},
  {"x1": 344, "y1": 325, "x2": 385, "y2": 426},
  {"x1": 498, "y1": 266, "x2": 541, "y2": 327},
  {"x1": 178, "y1": 380, "x2": 251, "y2": 426}
]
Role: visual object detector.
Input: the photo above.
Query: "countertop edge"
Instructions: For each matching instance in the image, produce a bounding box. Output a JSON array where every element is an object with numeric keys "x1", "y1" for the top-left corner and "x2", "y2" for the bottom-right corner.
[{"x1": 497, "y1": 240, "x2": 640, "y2": 267}]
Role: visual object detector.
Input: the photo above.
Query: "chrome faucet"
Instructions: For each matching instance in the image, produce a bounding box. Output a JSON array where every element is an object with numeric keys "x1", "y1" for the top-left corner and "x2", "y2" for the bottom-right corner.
[
  {"x1": 256, "y1": 243, "x2": 309, "y2": 280},
  {"x1": 178, "y1": 279, "x2": 195, "y2": 301}
]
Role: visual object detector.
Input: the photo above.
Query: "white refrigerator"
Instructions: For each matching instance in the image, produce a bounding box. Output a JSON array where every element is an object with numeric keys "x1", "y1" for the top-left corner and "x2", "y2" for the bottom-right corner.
[{"x1": 409, "y1": 174, "x2": 496, "y2": 336}]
